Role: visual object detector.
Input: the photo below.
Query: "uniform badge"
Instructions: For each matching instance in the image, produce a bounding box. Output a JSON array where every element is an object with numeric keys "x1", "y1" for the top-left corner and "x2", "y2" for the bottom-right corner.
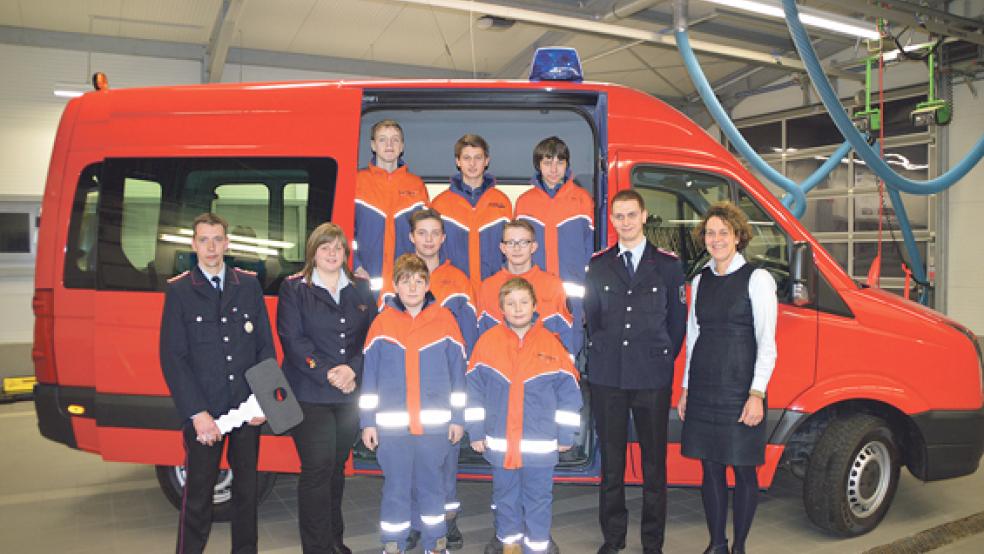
[
  {"x1": 244, "y1": 320, "x2": 254, "y2": 334},
  {"x1": 358, "y1": 304, "x2": 368, "y2": 312},
  {"x1": 679, "y1": 284, "x2": 687, "y2": 304}
]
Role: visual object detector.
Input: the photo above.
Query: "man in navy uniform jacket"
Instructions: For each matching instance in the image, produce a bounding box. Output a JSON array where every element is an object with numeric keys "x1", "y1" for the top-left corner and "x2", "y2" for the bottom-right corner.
[
  {"x1": 584, "y1": 190, "x2": 687, "y2": 554},
  {"x1": 160, "y1": 212, "x2": 275, "y2": 554}
]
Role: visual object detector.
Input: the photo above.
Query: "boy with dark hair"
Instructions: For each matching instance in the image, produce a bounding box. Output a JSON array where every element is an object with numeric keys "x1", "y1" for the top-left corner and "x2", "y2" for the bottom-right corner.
[
  {"x1": 431, "y1": 134, "x2": 512, "y2": 291},
  {"x1": 466, "y1": 277, "x2": 582, "y2": 554},
  {"x1": 514, "y1": 136, "x2": 594, "y2": 355},
  {"x1": 360, "y1": 253, "x2": 468, "y2": 554}
]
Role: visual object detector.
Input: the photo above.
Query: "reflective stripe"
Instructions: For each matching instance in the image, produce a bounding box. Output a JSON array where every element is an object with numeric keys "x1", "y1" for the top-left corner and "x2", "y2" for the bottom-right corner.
[
  {"x1": 380, "y1": 520, "x2": 411, "y2": 532},
  {"x1": 359, "y1": 394, "x2": 379, "y2": 410},
  {"x1": 499, "y1": 533, "x2": 524, "y2": 545},
  {"x1": 450, "y1": 392, "x2": 467, "y2": 408},
  {"x1": 486, "y1": 436, "x2": 558, "y2": 454},
  {"x1": 464, "y1": 407, "x2": 486, "y2": 422},
  {"x1": 445, "y1": 501, "x2": 461, "y2": 511},
  {"x1": 525, "y1": 537, "x2": 550, "y2": 551},
  {"x1": 419, "y1": 409, "x2": 452, "y2": 425},
  {"x1": 375, "y1": 411, "x2": 410, "y2": 428},
  {"x1": 351, "y1": 240, "x2": 358, "y2": 251},
  {"x1": 555, "y1": 410, "x2": 581, "y2": 427},
  {"x1": 562, "y1": 281, "x2": 586, "y2": 298},
  {"x1": 420, "y1": 513, "x2": 445, "y2": 526},
  {"x1": 370, "y1": 277, "x2": 383, "y2": 291}
]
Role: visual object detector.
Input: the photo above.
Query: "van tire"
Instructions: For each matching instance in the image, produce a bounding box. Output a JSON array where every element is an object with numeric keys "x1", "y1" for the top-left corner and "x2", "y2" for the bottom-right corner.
[
  {"x1": 803, "y1": 414, "x2": 900, "y2": 536},
  {"x1": 155, "y1": 465, "x2": 277, "y2": 522}
]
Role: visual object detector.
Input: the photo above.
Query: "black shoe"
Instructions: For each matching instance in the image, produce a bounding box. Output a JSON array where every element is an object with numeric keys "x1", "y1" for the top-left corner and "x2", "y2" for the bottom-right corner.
[
  {"x1": 547, "y1": 538, "x2": 560, "y2": 554},
  {"x1": 445, "y1": 515, "x2": 464, "y2": 550},
  {"x1": 597, "y1": 544, "x2": 621, "y2": 554},
  {"x1": 484, "y1": 535, "x2": 503, "y2": 554},
  {"x1": 731, "y1": 545, "x2": 745, "y2": 554},
  {"x1": 331, "y1": 545, "x2": 352, "y2": 554},
  {"x1": 405, "y1": 529, "x2": 421, "y2": 551},
  {"x1": 703, "y1": 543, "x2": 729, "y2": 554}
]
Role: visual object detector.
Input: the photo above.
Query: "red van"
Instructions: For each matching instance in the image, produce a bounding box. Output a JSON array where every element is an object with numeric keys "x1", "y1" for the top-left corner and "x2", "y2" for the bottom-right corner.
[{"x1": 33, "y1": 74, "x2": 983, "y2": 536}]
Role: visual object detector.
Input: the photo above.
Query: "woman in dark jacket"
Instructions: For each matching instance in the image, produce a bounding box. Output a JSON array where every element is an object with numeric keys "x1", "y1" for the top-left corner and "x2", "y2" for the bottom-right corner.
[
  {"x1": 678, "y1": 202, "x2": 778, "y2": 554},
  {"x1": 279, "y1": 222, "x2": 376, "y2": 554}
]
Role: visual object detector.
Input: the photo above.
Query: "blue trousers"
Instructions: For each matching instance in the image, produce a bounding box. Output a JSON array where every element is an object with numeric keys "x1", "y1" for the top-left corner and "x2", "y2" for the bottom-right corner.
[
  {"x1": 492, "y1": 465, "x2": 555, "y2": 553},
  {"x1": 411, "y1": 440, "x2": 461, "y2": 532},
  {"x1": 377, "y1": 434, "x2": 450, "y2": 551}
]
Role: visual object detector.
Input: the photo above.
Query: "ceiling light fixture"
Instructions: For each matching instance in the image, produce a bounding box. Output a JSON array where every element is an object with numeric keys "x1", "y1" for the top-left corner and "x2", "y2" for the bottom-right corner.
[{"x1": 703, "y1": 0, "x2": 880, "y2": 40}]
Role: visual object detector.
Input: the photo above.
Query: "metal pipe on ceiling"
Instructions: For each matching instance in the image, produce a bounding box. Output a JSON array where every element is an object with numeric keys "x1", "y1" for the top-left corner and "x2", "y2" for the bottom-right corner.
[{"x1": 389, "y1": 0, "x2": 864, "y2": 81}]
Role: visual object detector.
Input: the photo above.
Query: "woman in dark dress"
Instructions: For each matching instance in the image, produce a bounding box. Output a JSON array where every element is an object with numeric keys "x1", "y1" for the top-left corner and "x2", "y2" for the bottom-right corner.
[
  {"x1": 278, "y1": 222, "x2": 377, "y2": 554},
  {"x1": 678, "y1": 202, "x2": 777, "y2": 554}
]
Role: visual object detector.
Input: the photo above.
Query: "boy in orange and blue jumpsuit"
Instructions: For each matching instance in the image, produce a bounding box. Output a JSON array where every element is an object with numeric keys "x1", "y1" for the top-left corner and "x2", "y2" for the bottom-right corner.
[
  {"x1": 477, "y1": 219, "x2": 574, "y2": 354},
  {"x1": 514, "y1": 137, "x2": 594, "y2": 354},
  {"x1": 466, "y1": 277, "x2": 582, "y2": 554},
  {"x1": 360, "y1": 254, "x2": 467, "y2": 554},
  {"x1": 430, "y1": 134, "x2": 512, "y2": 292},
  {"x1": 354, "y1": 119, "x2": 429, "y2": 293}
]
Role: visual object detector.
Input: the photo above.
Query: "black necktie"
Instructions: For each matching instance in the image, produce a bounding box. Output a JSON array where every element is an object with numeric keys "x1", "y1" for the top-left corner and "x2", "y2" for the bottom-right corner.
[
  {"x1": 211, "y1": 275, "x2": 222, "y2": 294},
  {"x1": 622, "y1": 251, "x2": 635, "y2": 280}
]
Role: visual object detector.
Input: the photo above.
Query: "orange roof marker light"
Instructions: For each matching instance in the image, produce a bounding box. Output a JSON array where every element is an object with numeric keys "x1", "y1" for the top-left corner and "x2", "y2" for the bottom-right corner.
[{"x1": 529, "y1": 47, "x2": 583, "y2": 82}]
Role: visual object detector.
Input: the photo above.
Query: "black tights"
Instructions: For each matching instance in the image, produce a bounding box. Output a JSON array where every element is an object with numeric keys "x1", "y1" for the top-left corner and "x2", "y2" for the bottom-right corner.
[{"x1": 700, "y1": 460, "x2": 758, "y2": 550}]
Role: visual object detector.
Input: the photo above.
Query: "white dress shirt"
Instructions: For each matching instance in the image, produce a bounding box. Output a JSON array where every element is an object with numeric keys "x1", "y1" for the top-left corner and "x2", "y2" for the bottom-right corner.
[
  {"x1": 683, "y1": 252, "x2": 778, "y2": 393},
  {"x1": 312, "y1": 268, "x2": 350, "y2": 305},
  {"x1": 617, "y1": 239, "x2": 646, "y2": 273}
]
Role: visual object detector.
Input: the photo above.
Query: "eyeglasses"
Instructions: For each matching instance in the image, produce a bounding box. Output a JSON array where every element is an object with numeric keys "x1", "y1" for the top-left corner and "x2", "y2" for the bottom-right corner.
[{"x1": 501, "y1": 239, "x2": 533, "y2": 248}]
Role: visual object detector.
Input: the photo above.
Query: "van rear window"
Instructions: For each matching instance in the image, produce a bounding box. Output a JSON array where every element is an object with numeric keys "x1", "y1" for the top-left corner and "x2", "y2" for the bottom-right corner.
[{"x1": 87, "y1": 157, "x2": 336, "y2": 294}]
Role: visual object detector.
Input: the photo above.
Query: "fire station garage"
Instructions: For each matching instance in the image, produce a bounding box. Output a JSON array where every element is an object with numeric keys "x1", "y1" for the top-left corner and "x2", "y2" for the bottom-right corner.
[{"x1": 1, "y1": 1, "x2": 983, "y2": 553}]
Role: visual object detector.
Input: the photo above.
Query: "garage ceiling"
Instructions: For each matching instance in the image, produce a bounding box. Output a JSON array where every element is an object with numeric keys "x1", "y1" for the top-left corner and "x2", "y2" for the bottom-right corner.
[{"x1": 0, "y1": 0, "x2": 980, "y2": 116}]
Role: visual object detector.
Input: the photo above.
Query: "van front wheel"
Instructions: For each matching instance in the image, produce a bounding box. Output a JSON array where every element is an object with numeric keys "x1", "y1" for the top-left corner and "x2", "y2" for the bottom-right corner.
[
  {"x1": 155, "y1": 465, "x2": 277, "y2": 522},
  {"x1": 803, "y1": 414, "x2": 900, "y2": 536}
]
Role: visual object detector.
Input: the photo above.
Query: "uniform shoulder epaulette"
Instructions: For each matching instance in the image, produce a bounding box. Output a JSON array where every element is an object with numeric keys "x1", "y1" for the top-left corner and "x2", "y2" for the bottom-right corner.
[
  {"x1": 285, "y1": 271, "x2": 303, "y2": 281},
  {"x1": 591, "y1": 244, "x2": 617, "y2": 259},
  {"x1": 167, "y1": 270, "x2": 190, "y2": 283},
  {"x1": 233, "y1": 267, "x2": 257, "y2": 276},
  {"x1": 656, "y1": 247, "x2": 679, "y2": 259}
]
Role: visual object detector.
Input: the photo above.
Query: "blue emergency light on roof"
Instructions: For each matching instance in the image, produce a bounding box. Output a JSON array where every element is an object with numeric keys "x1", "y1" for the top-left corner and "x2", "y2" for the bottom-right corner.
[{"x1": 529, "y1": 47, "x2": 583, "y2": 82}]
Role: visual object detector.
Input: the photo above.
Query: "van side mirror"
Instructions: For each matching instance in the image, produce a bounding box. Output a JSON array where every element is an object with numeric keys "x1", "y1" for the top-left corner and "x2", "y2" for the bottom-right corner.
[{"x1": 790, "y1": 241, "x2": 816, "y2": 307}]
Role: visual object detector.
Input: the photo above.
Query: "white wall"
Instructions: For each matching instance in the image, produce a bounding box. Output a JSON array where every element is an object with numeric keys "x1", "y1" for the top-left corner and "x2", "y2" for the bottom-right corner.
[{"x1": 0, "y1": 43, "x2": 366, "y2": 343}]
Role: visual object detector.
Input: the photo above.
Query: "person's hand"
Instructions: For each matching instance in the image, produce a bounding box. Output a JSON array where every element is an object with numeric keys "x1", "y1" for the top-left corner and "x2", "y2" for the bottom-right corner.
[
  {"x1": 192, "y1": 411, "x2": 221, "y2": 446},
  {"x1": 328, "y1": 364, "x2": 357, "y2": 392},
  {"x1": 362, "y1": 427, "x2": 378, "y2": 451},
  {"x1": 448, "y1": 424, "x2": 464, "y2": 444},
  {"x1": 470, "y1": 439, "x2": 485, "y2": 453},
  {"x1": 248, "y1": 416, "x2": 266, "y2": 426},
  {"x1": 558, "y1": 444, "x2": 572, "y2": 453},
  {"x1": 677, "y1": 388, "x2": 688, "y2": 422},
  {"x1": 739, "y1": 395, "x2": 764, "y2": 427},
  {"x1": 354, "y1": 266, "x2": 370, "y2": 280}
]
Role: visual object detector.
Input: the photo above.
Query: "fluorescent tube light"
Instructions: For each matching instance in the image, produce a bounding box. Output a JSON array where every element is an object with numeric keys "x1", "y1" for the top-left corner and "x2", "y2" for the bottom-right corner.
[
  {"x1": 53, "y1": 83, "x2": 90, "y2": 98},
  {"x1": 704, "y1": 0, "x2": 880, "y2": 40}
]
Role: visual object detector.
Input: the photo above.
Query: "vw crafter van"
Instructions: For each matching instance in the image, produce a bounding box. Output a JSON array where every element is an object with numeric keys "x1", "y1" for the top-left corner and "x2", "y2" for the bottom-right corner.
[{"x1": 33, "y1": 58, "x2": 984, "y2": 536}]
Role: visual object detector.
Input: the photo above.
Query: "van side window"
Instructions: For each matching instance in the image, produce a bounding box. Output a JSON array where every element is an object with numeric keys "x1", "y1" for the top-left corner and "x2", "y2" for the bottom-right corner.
[
  {"x1": 630, "y1": 166, "x2": 730, "y2": 278},
  {"x1": 98, "y1": 157, "x2": 336, "y2": 294},
  {"x1": 64, "y1": 164, "x2": 101, "y2": 289},
  {"x1": 736, "y1": 190, "x2": 791, "y2": 296},
  {"x1": 122, "y1": 178, "x2": 163, "y2": 273}
]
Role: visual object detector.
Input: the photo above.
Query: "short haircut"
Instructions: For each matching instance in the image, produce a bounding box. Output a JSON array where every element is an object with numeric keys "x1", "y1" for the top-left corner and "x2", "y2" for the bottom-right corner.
[
  {"x1": 370, "y1": 119, "x2": 404, "y2": 141},
  {"x1": 694, "y1": 201, "x2": 754, "y2": 251},
  {"x1": 393, "y1": 253, "x2": 430, "y2": 285},
  {"x1": 454, "y1": 134, "x2": 489, "y2": 158},
  {"x1": 409, "y1": 208, "x2": 445, "y2": 233},
  {"x1": 533, "y1": 136, "x2": 570, "y2": 168},
  {"x1": 611, "y1": 189, "x2": 646, "y2": 211},
  {"x1": 498, "y1": 276, "x2": 537, "y2": 308},
  {"x1": 302, "y1": 222, "x2": 353, "y2": 284},
  {"x1": 502, "y1": 218, "x2": 536, "y2": 239},
  {"x1": 192, "y1": 212, "x2": 228, "y2": 236}
]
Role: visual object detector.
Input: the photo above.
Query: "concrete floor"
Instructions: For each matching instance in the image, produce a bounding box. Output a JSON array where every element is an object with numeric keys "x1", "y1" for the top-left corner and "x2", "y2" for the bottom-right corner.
[{"x1": 2, "y1": 400, "x2": 982, "y2": 554}]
